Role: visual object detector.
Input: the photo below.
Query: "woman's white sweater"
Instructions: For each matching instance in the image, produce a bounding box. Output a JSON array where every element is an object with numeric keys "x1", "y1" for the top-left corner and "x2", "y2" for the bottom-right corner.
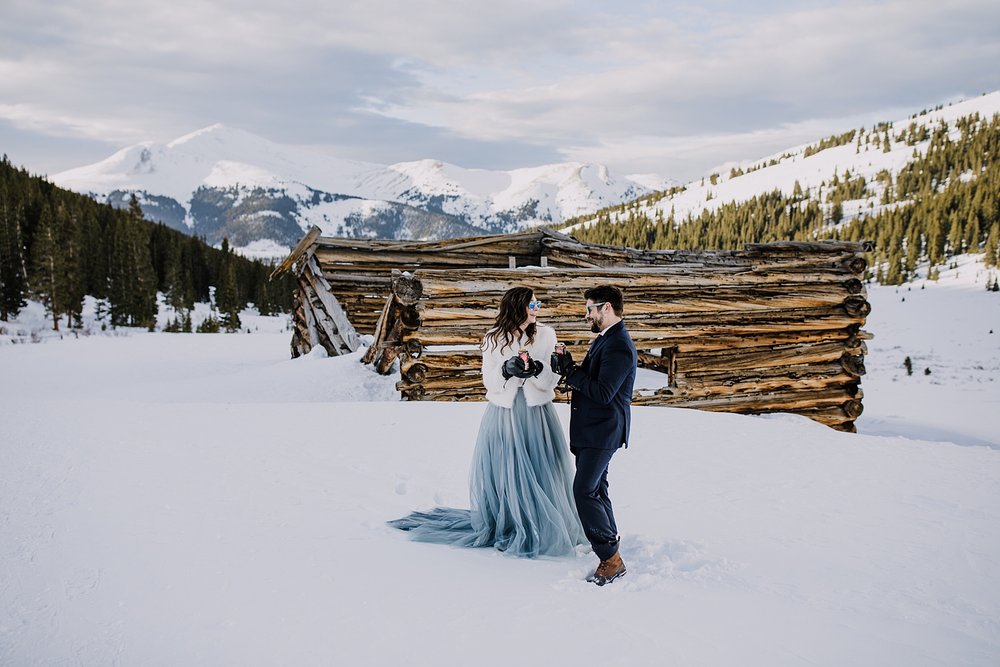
[{"x1": 481, "y1": 323, "x2": 562, "y2": 408}]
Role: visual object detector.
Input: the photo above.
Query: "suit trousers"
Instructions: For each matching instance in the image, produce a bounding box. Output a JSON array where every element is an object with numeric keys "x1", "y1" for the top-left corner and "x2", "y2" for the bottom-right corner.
[{"x1": 572, "y1": 446, "x2": 619, "y2": 561}]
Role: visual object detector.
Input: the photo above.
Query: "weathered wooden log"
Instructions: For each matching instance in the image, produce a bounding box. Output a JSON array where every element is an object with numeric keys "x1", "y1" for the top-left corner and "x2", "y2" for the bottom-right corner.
[
  {"x1": 405, "y1": 362, "x2": 428, "y2": 384},
  {"x1": 405, "y1": 339, "x2": 423, "y2": 359},
  {"x1": 843, "y1": 296, "x2": 872, "y2": 317},
  {"x1": 678, "y1": 360, "x2": 849, "y2": 383},
  {"x1": 290, "y1": 291, "x2": 311, "y2": 357},
  {"x1": 412, "y1": 267, "x2": 873, "y2": 299},
  {"x1": 299, "y1": 270, "x2": 359, "y2": 355},
  {"x1": 843, "y1": 278, "x2": 865, "y2": 294},
  {"x1": 391, "y1": 272, "x2": 424, "y2": 305},
  {"x1": 844, "y1": 256, "x2": 868, "y2": 274},
  {"x1": 399, "y1": 305, "x2": 422, "y2": 330},
  {"x1": 648, "y1": 385, "x2": 862, "y2": 412},
  {"x1": 376, "y1": 342, "x2": 402, "y2": 375},
  {"x1": 400, "y1": 385, "x2": 426, "y2": 401},
  {"x1": 744, "y1": 240, "x2": 874, "y2": 253},
  {"x1": 676, "y1": 340, "x2": 854, "y2": 373},
  {"x1": 843, "y1": 399, "x2": 864, "y2": 418},
  {"x1": 840, "y1": 353, "x2": 867, "y2": 377},
  {"x1": 271, "y1": 225, "x2": 322, "y2": 279},
  {"x1": 671, "y1": 373, "x2": 857, "y2": 400},
  {"x1": 361, "y1": 295, "x2": 395, "y2": 365}
]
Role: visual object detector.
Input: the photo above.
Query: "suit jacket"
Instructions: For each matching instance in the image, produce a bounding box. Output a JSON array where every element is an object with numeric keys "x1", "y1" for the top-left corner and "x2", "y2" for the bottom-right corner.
[{"x1": 566, "y1": 320, "x2": 637, "y2": 450}]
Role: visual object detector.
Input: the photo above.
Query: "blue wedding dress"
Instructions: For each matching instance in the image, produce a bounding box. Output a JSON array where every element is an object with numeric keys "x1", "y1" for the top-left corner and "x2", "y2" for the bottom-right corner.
[{"x1": 389, "y1": 387, "x2": 586, "y2": 558}]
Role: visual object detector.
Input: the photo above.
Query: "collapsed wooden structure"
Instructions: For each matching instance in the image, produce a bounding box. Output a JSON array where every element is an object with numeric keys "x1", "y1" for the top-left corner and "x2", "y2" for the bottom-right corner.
[{"x1": 273, "y1": 226, "x2": 873, "y2": 432}]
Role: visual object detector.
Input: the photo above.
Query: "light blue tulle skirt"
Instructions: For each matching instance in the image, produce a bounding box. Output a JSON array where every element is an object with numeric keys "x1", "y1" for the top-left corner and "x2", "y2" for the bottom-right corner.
[{"x1": 389, "y1": 388, "x2": 586, "y2": 558}]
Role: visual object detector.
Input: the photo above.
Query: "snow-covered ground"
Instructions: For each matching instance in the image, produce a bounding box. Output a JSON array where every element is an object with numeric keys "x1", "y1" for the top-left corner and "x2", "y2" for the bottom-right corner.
[{"x1": 1, "y1": 260, "x2": 998, "y2": 666}]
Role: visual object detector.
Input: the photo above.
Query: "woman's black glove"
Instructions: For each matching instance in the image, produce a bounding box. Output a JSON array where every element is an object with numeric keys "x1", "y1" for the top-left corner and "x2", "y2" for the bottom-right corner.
[
  {"x1": 550, "y1": 350, "x2": 576, "y2": 376},
  {"x1": 502, "y1": 355, "x2": 536, "y2": 380},
  {"x1": 530, "y1": 359, "x2": 544, "y2": 377}
]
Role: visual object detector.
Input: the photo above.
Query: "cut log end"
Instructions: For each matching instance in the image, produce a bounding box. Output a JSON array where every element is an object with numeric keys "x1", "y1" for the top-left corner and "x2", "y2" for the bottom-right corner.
[
  {"x1": 843, "y1": 296, "x2": 872, "y2": 318},
  {"x1": 405, "y1": 362, "x2": 428, "y2": 384},
  {"x1": 399, "y1": 305, "x2": 422, "y2": 331},
  {"x1": 391, "y1": 274, "x2": 424, "y2": 305},
  {"x1": 405, "y1": 339, "x2": 423, "y2": 359},
  {"x1": 840, "y1": 353, "x2": 867, "y2": 377},
  {"x1": 843, "y1": 399, "x2": 864, "y2": 419}
]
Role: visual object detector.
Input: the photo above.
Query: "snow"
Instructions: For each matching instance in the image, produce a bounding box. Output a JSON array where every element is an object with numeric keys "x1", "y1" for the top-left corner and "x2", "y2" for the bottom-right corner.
[
  {"x1": 1, "y1": 260, "x2": 999, "y2": 665},
  {"x1": 232, "y1": 239, "x2": 292, "y2": 262}
]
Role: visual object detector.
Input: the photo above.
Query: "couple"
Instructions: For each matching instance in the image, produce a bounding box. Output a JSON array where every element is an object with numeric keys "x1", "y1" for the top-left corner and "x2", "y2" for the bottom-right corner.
[{"x1": 389, "y1": 285, "x2": 637, "y2": 586}]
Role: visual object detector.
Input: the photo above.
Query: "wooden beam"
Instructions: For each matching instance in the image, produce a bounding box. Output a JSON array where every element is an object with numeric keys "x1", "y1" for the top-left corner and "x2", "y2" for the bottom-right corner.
[{"x1": 271, "y1": 225, "x2": 322, "y2": 279}]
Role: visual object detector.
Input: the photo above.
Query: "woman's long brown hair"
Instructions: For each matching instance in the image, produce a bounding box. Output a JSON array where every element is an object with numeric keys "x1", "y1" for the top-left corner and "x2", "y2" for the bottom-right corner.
[{"x1": 482, "y1": 286, "x2": 535, "y2": 352}]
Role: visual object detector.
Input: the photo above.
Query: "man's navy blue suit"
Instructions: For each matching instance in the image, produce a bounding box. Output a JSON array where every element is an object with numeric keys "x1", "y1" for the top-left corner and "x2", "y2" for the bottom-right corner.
[{"x1": 565, "y1": 319, "x2": 637, "y2": 561}]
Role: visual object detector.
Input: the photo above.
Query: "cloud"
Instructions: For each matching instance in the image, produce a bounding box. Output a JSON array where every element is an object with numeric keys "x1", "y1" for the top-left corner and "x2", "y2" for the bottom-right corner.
[{"x1": 1, "y1": 0, "x2": 998, "y2": 177}]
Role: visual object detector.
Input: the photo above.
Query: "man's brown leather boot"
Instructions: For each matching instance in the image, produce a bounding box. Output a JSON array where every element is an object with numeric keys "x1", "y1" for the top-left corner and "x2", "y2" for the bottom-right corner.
[{"x1": 592, "y1": 551, "x2": 626, "y2": 586}]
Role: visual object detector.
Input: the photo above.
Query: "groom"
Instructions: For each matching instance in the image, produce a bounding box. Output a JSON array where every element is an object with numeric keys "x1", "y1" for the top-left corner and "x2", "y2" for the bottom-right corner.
[{"x1": 551, "y1": 285, "x2": 637, "y2": 586}]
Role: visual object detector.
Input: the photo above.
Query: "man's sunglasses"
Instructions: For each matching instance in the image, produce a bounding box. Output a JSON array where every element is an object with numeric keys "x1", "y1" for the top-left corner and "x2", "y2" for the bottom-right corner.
[{"x1": 585, "y1": 302, "x2": 607, "y2": 314}]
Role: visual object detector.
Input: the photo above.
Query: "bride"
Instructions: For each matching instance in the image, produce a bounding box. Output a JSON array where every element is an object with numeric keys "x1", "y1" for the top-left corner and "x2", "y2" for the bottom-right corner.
[{"x1": 389, "y1": 286, "x2": 585, "y2": 557}]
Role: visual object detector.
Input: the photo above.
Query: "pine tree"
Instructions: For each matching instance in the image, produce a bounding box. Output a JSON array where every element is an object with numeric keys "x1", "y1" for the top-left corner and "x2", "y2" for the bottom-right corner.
[
  {"x1": 107, "y1": 217, "x2": 131, "y2": 326},
  {"x1": 128, "y1": 202, "x2": 158, "y2": 328},
  {"x1": 56, "y1": 202, "x2": 85, "y2": 328},
  {"x1": 947, "y1": 212, "x2": 964, "y2": 254},
  {"x1": 984, "y1": 223, "x2": 1000, "y2": 267},
  {"x1": 215, "y1": 238, "x2": 242, "y2": 332},
  {"x1": 965, "y1": 211, "x2": 981, "y2": 253},
  {"x1": 29, "y1": 203, "x2": 61, "y2": 330},
  {"x1": 163, "y1": 236, "x2": 188, "y2": 316},
  {"x1": 0, "y1": 182, "x2": 27, "y2": 320},
  {"x1": 108, "y1": 196, "x2": 157, "y2": 327}
]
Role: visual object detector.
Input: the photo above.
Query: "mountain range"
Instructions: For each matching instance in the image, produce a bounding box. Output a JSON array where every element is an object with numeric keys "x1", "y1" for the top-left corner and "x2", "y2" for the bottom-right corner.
[
  {"x1": 50, "y1": 91, "x2": 1000, "y2": 260},
  {"x1": 51, "y1": 125, "x2": 670, "y2": 256}
]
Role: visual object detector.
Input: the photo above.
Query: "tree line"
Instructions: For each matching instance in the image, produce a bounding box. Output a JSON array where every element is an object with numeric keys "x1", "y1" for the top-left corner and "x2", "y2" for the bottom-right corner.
[
  {"x1": 569, "y1": 111, "x2": 1000, "y2": 284},
  {"x1": 0, "y1": 156, "x2": 296, "y2": 330}
]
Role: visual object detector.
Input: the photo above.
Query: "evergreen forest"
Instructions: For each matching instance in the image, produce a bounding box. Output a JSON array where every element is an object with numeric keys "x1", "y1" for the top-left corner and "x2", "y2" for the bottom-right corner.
[
  {"x1": 0, "y1": 156, "x2": 296, "y2": 330},
  {"x1": 569, "y1": 111, "x2": 1000, "y2": 284}
]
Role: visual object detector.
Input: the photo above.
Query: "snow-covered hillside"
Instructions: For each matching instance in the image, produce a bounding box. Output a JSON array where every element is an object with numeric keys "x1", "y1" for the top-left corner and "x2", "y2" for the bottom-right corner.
[
  {"x1": 51, "y1": 125, "x2": 667, "y2": 252},
  {"x1": 1, "y1": 255, "x2": 998, "y2": 665},
  {"x1": 568, "y1": 91, "x2": 1000, "y2": 233}
]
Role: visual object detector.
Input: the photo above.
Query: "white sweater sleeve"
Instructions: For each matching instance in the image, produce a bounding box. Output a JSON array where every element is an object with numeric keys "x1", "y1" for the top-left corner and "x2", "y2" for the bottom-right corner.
[{"x1": 481, "y1": 334, "x2": 511, "y2": 393}]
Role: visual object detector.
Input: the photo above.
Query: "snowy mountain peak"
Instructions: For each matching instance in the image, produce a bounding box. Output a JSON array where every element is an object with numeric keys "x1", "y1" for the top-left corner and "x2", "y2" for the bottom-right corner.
[{"x1": 52, "y1": 126, "x2": 665, "y2": 250}]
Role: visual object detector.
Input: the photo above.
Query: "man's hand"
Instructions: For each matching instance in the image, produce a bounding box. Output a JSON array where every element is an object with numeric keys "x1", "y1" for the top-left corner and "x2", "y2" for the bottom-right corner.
[{"x1": 550, "y1": 350, "x2": 576, "y2": 376}]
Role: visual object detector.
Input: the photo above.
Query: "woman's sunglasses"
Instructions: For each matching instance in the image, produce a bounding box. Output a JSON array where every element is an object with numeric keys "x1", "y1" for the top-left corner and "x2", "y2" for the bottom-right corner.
[{"x1": 528, "y1": 300, "x2": 543, "y2": 310}]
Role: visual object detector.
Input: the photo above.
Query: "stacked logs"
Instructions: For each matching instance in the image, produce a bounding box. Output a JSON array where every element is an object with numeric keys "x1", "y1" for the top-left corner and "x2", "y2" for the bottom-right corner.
[
  {"x1": 283, "y1": 228, "x2": 550, "y2": 347},
  {"x1": 287, "y1": 251, "x2": 363, "y2": 357},
  {"x1": 273, "y1": 226, "x2": 872, "y2": 431},
  {"x1": 387, "y1": 241, "x2": 872, "y2": 432}
]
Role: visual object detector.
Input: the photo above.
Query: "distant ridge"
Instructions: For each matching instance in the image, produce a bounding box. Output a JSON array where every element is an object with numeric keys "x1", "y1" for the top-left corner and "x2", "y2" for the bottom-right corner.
[{"x1": 52, "y1": 125, "x2": 671, "y2": 255}]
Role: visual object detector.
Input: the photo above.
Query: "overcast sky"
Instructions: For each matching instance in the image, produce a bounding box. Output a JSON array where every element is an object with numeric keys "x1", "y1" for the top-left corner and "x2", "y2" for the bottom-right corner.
[{"x1": 2, "y1": 0, "x2": 998, "y2": 182}]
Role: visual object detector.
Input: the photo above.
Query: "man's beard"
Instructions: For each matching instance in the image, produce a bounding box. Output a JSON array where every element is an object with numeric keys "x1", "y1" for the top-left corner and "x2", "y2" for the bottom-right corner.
[{"x1": 590, "y1": 318, "x2": 602, "y2": 333}]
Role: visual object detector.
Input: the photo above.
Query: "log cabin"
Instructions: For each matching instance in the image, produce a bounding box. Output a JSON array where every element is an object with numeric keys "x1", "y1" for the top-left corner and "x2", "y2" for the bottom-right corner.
[{"x1": 272, "y1": 226, "x2": 873, "y2": 432}]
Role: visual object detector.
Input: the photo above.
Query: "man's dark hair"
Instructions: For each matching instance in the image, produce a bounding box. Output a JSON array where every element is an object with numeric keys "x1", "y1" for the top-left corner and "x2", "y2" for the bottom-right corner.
[{"x1": 584, "y1": 285, "x2": 624, "y2": 317}]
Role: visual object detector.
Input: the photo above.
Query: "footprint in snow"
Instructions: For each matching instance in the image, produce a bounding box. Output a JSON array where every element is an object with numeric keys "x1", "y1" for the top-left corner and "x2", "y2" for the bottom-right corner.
[{"x1": 557, "y1": 535, "x2": 741, "y2": 591}]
